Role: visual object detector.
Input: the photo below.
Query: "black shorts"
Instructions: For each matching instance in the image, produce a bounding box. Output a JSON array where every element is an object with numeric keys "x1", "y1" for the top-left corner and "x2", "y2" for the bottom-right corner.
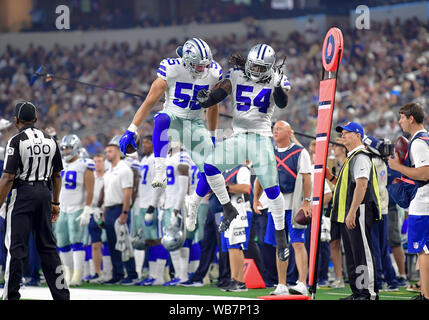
[{"x1": 330, "y1": 220, "x2": 342, "y2": 242}]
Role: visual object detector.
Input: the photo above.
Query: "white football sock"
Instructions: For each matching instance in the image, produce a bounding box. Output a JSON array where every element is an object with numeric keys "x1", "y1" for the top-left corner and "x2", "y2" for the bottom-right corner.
[
  {"x1": 206, "y1": 174, "x2": 230, "y2": 205},
  {"x1": 179, "y1": 247, "x2": 190, "y2": 281},
  {"x1": 170, "y1": 250, "x2": 181, "y2": 280},
  {"x1": 102, "y1": 255, "x2": 113, "y2": 280},
  {"x1": 155, "y1": 259, "x2": 167, "y2": 283},
  {"x1": 268, "y1": 193, "x2": 285, "y2": 230},
  {"x1": 73, "y1": 250, "x2": 86, "y2": 274},
  {"x1": 134, "y1": 249, "x2": 145, "y2": 279}
]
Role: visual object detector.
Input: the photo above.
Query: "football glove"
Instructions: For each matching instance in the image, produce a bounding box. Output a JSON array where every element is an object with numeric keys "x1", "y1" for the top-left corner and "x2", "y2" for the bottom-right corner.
[
  {"x1": 76, "y1": 206, "x2": 92, "y2": 227},
  {"x1": 272, "y1": 67, "x2": 283, "y2": 87},
  {"x1": 93, "y1": 207, "x2": 102, "y2": 221},
  {"x1": 197, "y1": 89, "x2": 211, "y2": 104},
  {"x1": 119, "y1": 124, "x2": 138, "y2": 155}
]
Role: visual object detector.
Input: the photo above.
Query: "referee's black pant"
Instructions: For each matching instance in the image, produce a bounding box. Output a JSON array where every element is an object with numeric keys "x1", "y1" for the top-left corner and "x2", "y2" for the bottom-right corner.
[
  {"x1": 2, "y1": 182, "x2": 70, "y2": 300},
  {"x1": 340, "y1": 204, "x2": 379, "y2": 300}
]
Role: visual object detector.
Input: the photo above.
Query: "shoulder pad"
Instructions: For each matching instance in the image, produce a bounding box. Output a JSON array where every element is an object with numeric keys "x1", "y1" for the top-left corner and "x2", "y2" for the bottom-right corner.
[{"x1": 158, "y1": 58, "x2": 182, "y2": 80}]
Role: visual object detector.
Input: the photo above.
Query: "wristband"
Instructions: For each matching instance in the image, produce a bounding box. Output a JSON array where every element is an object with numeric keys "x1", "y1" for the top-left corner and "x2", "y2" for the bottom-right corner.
[
  {"x1": 122, "y1": 210, "x2": 129, "y2": 214},
  {"x1": 128, "y1": 123, "x2": 138, "y2": 133},
  {"x1": 329, "y1": 176, "x2": 336, "y2": 182},
  {"x1": 52, "y1": 202, "x2": 60, "y2": 206}
]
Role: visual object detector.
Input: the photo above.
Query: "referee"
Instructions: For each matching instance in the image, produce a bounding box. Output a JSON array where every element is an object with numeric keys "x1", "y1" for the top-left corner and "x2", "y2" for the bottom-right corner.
[
  {"x1": 0, "y1": 101, "x2": 70, "y2": 300},
  {"x1": 327, "y1": 121, "x2": 381, "y2": 301}
]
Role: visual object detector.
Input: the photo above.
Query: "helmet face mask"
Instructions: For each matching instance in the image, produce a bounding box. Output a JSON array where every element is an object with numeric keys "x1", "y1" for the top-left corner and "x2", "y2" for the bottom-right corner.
[
  {"x1": 60, "y1": 134, "x2": 81, "y2": 162},
  {"x1": 245, "y1": 44, "x2": 276, "y2": 82},
  {"x1": 181, "y1": 38, "x2": 213, "y2": 79}
]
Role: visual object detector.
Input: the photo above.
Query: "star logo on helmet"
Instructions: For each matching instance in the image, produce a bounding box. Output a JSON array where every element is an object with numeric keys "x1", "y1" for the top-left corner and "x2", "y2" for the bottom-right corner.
[{"x1": 185, "y1": 49, "x2": 192, "y2": 53}]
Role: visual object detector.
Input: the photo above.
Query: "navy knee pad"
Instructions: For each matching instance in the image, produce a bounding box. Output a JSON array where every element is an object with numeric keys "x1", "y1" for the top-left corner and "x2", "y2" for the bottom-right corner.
[
  {"x1": 265, "y1": 186, "x2": 281, "y2": 200},
  {"x1": 204, "y1": 163, "x2": 221, "y2": 176}
]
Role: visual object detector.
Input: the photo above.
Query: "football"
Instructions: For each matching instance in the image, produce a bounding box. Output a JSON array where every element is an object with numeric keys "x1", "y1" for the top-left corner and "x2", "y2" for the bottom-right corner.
[
  {"x1": 295, "y1": 209, "x2": 311, "y2": 225},
  {"x1": 394, "y1": 136, "x2": 409, "y2": 164},
  {"x1": 126, "y1": 132, "x2": 140, "y2": 154}
]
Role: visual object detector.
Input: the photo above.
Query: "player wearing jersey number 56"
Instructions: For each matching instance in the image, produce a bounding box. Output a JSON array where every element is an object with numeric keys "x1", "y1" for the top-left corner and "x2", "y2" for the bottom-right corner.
[
  {"x1": 56, "y1": 134, "x2": 95, "y2": 287},
  {"x1": 119, "y1": 38, "x2": 221, "y2": 210},
  {"x1": 0, "y1": 101, "x2": 69, "y2": 300},
  {"x1": 191, "y1": 44, "x2": 291, "y2": 262},
  {"x1": 387, "y1": 102, "x2": 429, "y2": 301}
]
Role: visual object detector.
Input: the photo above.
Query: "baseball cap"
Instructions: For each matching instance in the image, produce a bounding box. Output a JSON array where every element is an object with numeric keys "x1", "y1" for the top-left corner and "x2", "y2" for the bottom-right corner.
[
  {"x1": 335, "y1": 121, "x2": 364, "y2": 138},
  {"x1": 14, "y1": 101, "x2": 37, "y2": 122}
]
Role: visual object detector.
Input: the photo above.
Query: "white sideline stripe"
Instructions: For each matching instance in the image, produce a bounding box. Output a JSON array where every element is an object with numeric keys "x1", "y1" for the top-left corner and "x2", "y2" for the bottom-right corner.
[{"x1": 0, "y1": 287, "x2": 258, "y2": 300}]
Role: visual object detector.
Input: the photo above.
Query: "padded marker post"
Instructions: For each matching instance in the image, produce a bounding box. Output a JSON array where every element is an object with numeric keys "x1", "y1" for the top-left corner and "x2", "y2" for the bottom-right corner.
[{"x1": 308, "y1": 27, "x2": 344, "y2": 300}]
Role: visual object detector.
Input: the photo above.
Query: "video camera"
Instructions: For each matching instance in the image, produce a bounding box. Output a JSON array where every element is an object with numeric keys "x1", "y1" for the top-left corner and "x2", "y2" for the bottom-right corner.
[{"x1": 363, "y1": 136, "x2": 394, "y2": 159}]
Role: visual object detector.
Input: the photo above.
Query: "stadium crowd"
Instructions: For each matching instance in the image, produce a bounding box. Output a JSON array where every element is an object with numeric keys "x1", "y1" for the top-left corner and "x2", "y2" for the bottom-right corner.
[
  {"x1": 1, "y1": 17, "x2": 429, "y2": 151},
  {"x1": 0, "y1": 15, "x2": 428, "y2": 298}
]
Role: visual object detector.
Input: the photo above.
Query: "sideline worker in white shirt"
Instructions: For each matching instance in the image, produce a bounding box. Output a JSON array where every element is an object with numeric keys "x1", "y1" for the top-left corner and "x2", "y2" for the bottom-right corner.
[{"x1": 101, "y1": 139, "x2": 138, "y2": 285}]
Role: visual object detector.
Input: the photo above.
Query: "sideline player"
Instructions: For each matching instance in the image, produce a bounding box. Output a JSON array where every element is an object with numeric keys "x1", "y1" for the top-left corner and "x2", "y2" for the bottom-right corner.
[
  {"x1": 191, "y1": 44, "x2": 291, "y2": 261},
  {"x1": 162, "y1": 144, "x2": 191, "y2": 285},
  {"x1": 119, "y1": 38, "x2": 221, "y2": 204},
  {"x1": 56, "y1": 134, "x2": 95, "y2": 287}
]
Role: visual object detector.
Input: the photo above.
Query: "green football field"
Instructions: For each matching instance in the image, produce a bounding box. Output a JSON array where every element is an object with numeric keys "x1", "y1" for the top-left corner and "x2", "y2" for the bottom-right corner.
[{"x1": 59, "y1": 282, "x2": 419, "y2": 300}]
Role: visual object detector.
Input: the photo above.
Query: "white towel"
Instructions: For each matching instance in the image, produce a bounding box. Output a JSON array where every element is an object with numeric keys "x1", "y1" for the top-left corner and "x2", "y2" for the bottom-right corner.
[
  {"x1": 231, "y1": 195, "x2": 248, "y2": 228},
  {"x1": 114, "y1": 218, "x2": 134, "y2": 262},
  {"x1": 224, "y1": 215, "x2": 247, "y2": 245}
]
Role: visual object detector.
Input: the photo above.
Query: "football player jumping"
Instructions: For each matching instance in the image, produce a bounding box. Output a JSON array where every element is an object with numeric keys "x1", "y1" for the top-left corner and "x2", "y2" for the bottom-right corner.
[
  {"x1": 189, "y1": 44, "x2": 292, "y2": 261},
  {"x1": 119, "y1": 38, "x2": 221, "y2": 204}
]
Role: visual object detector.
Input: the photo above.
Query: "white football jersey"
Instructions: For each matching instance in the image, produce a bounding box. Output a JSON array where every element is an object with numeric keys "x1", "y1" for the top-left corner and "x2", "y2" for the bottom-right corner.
[
  {"x1": 60, "y1": 158, "x2": 95, "y2": 213},
  {"x1": 139, "y1": 153, "x2": 156, "y2": 208},
  {"x1": 225, "y1": 68, "x2": 289, "y2": 136},
  {"x1": 164, "y1": 150, "x2": 192, "y2": 209},
  {"x1": 157, "y1": 58, "x2": 223, "y2": 120},
  {"x1": 123, "y1": 155, "x2": 140, "y2": 172}
]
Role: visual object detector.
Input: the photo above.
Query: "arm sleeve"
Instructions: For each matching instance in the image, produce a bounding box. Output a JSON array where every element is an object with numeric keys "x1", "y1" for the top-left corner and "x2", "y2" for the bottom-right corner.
[
  {"x1": 200, "y1": 87, "x2": 228, "y2": 108},
  {"x1": 273, "y1": 86, "x2": 288, "y2": 109},
  {"x1": 2, "y1": 137, "x2": 20, "y2": 174}
]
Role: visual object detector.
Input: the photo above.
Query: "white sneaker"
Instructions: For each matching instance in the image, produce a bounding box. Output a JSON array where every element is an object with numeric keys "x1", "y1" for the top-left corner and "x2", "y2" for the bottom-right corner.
[
  {"x1": 185, "y1": 197, "x2": 198, "y2": 232},
  {"x1": 289, "y1": 281, "x2": 308, "y2": 295},
  {"x1": 270, "y1": 284, "x2": 289, "y2": 295},
  {"x1": 329, "y1": 278, "x2": 345, "y2": 289}
]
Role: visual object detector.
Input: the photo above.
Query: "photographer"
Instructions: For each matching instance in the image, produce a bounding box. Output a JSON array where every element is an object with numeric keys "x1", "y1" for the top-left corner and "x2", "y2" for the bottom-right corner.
[{"x1": 363, "y1": 136, "x2": 399, "y2": 291}]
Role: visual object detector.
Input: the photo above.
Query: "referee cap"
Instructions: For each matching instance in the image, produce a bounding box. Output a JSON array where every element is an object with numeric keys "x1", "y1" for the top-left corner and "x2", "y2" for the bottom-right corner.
[{"x1": 15, "y1": 101, "x2": 37, "y2": 122}]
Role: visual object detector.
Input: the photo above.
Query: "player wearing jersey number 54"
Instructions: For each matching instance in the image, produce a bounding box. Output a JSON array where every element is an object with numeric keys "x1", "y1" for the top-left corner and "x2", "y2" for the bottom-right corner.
[
  {"x1": 387, "y1": 102, "x2": 429, "y2": 301},
  {"x1": 191, "y1": 44, "x2": 291, "y2": 263},
  {"x1": 0, "y1": 101, "x2": 70, "y2": 300}
]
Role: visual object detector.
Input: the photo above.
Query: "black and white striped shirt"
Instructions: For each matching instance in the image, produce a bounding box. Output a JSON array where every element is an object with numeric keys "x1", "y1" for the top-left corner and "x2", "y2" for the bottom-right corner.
[{"x1": 2, "y1": 125, "x2": 63, "y2": 182}]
